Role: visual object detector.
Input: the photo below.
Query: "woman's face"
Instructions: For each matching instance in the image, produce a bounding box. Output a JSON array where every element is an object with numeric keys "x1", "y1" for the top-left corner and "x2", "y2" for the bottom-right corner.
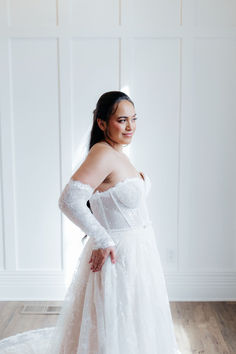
[{"x1": 99, "y1": 99, "x2": 137, "y2": 146}]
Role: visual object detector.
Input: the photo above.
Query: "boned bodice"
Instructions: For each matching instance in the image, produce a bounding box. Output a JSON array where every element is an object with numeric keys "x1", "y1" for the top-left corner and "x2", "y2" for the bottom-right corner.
[{"x1": 89, "y1": 173, "x2": 152, "y2": 232}]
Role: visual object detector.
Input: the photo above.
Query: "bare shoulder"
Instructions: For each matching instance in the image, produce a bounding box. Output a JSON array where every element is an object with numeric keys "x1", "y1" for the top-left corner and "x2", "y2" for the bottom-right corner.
[
  {"x1": 86, "y1": 142, "x2": 117, "y2": 166},
  {"x1": 71, "y1": 142, "x2": 116, "y2": 187},
  {"x1": 89, "y1": 141, "x2": 116, "y2": 158}
]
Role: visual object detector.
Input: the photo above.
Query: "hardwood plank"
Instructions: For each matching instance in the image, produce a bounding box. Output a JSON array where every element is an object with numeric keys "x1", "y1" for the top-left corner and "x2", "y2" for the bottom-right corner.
[
  {"x1": 1, "y1": 301, "x2": 236, "y2": 354},
  {"x1": 0, "y1": 301, "x2": 62, "y2": 339}
]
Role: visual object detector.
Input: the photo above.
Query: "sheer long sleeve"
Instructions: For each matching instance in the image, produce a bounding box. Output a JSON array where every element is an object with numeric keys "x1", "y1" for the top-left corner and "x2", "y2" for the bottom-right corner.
[{"x1": 58, "y1": 178, "x2": 116, "y2": 250}]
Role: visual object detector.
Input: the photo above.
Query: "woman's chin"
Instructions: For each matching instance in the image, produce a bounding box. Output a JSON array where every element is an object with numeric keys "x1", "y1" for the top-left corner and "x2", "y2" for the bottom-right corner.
[{"x1": 121, "y1": 136, "x2": 132, "y2": 144}]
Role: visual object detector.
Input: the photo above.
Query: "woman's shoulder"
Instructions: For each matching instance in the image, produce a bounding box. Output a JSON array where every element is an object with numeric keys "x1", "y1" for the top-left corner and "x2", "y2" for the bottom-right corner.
[
  {"x1": 86, "y1": 142, "x2": 117, "y2": 167},
  {"x1": 71, "y1": 142, "x2": 115, "y2": 182},
  {"x1": 89, "y1": 141, "x2": 116, "y2": 157}
]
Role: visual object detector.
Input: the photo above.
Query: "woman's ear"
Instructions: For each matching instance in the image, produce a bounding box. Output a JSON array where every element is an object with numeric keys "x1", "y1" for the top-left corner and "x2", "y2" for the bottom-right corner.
[{"x1": 97, "y1": 118, "x2": 106, "y2": 132}]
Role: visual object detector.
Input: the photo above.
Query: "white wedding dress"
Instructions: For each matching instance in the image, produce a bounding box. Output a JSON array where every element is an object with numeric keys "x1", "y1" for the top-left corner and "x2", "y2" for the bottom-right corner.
[{"x1": 0, "y1": 172, "x2": 181, "y2": 354}]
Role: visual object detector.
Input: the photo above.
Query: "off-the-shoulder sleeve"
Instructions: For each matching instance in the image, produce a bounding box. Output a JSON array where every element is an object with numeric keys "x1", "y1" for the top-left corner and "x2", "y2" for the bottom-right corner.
[{"x1": 58, "y1": 178, "x2": 116, "y2": 250}]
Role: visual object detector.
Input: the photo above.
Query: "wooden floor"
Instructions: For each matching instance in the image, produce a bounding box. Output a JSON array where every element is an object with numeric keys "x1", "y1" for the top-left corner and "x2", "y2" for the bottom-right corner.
[{"x1": 0, "y1": 301, "x2": 236, "y2": 353}]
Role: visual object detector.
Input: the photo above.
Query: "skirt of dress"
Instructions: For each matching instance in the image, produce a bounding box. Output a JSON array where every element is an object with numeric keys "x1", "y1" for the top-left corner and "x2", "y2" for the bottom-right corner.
[{"x1": 0, "y1": 223, "x2": 181, "y2": 354}]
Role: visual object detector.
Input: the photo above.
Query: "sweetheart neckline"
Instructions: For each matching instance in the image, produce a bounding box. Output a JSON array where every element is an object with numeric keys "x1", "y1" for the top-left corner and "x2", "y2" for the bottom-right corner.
[{"x1": 91, "y1": 175, "x2": 145, "y2": 198}]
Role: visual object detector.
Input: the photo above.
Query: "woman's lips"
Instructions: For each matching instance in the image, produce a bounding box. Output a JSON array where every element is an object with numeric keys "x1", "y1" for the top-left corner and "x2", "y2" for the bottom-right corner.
[{"x1": 123, "y1": 133, "x2": 133, "y2": 136}]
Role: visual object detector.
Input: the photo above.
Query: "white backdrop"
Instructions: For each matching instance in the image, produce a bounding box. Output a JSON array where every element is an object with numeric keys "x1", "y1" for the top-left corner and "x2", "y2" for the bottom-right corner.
[{"x1": 0, "y1": 0, "x2": 235, "y2": 300}]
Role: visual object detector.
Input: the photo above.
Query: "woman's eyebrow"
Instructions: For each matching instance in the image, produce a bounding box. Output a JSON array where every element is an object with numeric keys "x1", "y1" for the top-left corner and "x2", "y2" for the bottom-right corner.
[{"x1": 118, "y1": 114, "x2": 137, "y2": 118}]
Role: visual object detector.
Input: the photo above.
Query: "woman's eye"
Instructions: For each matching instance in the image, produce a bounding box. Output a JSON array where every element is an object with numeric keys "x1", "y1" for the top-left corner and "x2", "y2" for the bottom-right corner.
[{"x1": 118, "y1": 118, "x2": 138, "y2": 123}]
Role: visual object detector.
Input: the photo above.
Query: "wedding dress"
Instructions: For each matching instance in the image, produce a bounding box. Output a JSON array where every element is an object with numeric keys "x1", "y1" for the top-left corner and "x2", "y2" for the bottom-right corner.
[{"x1": 0, "y1": 172, "x2": 181, "y2": 354}]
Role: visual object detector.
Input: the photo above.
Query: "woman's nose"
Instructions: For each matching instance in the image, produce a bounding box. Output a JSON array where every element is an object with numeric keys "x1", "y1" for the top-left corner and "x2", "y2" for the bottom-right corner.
[{"x1": 126, "y1": 121, "x2": 133, "y2": 130}]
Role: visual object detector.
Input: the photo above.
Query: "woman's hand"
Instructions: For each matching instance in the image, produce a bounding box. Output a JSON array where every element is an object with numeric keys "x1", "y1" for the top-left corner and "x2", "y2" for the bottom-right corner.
[{"x1": 88, "y1": 246, "x2": 116, "y2": 272}]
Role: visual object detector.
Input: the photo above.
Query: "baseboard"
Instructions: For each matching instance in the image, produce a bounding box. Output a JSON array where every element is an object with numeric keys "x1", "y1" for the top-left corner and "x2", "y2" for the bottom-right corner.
[
  {"x1": 0, "y1": 270, "x2": 66, "y2": 300},
  {"x1": 165, "y1": 270, "x2": 236, "y2": 301},
  {"x1": 0, "y1": 270, "x2": 235, "y2": 301}
]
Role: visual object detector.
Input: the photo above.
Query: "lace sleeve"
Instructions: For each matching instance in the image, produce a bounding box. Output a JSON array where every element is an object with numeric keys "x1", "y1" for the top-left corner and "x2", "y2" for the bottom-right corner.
[{"x1": 58, "y1": 178, "x2": 116, "y2": 250}]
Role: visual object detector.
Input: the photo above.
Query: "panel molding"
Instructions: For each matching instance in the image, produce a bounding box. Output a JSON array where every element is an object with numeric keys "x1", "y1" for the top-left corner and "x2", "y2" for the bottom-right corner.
[{"x1": 0, "y1": 0, "x2": 235, "y2": 299}]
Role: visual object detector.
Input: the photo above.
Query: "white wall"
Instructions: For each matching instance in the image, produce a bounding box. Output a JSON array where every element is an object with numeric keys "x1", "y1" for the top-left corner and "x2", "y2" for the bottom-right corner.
[{"x1": 0, "y1": 0, "x2": 235, "y2": 300}]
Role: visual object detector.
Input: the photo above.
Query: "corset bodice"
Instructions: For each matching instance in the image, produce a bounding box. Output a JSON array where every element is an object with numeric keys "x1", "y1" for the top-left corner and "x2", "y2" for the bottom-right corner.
[{"x1": 89, "y1": 173, "x2": 152, "y2": 232}]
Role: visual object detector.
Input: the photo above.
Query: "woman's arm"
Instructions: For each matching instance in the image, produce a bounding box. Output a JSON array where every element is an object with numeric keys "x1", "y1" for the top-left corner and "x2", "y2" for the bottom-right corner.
[{"x1": 58, "y1": 144, "x2": 116, "y2": 250}]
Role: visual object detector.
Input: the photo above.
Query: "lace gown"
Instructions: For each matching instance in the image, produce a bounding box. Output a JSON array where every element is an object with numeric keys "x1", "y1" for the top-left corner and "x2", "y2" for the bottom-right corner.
[{"x1": 0, "y1": 172, "x2": 181, "y2": 354}]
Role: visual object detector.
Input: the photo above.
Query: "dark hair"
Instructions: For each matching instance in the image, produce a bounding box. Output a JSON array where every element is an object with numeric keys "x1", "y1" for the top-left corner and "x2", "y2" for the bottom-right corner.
[
  {"x1": 88, "y1": 91, "x2": 134, "y2": 151},
  {"x1": 83, "y1": 91, "x2": 135, "y2": 239}
]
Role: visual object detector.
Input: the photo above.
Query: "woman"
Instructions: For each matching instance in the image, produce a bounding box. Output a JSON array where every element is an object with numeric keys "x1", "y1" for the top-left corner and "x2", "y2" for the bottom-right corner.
[{"x1": 0, "y1": 91, "x2": 181, "y2": 353}]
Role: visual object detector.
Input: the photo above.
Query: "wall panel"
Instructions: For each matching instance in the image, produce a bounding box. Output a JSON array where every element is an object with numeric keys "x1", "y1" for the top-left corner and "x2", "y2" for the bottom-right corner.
[
  {"x1": 0, "y1": 0, "x2": 235, "y2": 299},
  {"x1": 10, "y1": 38, "x2": 61, "y2": 269}
]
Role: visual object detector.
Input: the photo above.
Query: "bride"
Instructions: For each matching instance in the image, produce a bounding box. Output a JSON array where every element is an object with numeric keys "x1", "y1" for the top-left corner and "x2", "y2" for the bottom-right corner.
[{"x1": 0, "y1": 91, "x2": 181, "y2": 353}]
